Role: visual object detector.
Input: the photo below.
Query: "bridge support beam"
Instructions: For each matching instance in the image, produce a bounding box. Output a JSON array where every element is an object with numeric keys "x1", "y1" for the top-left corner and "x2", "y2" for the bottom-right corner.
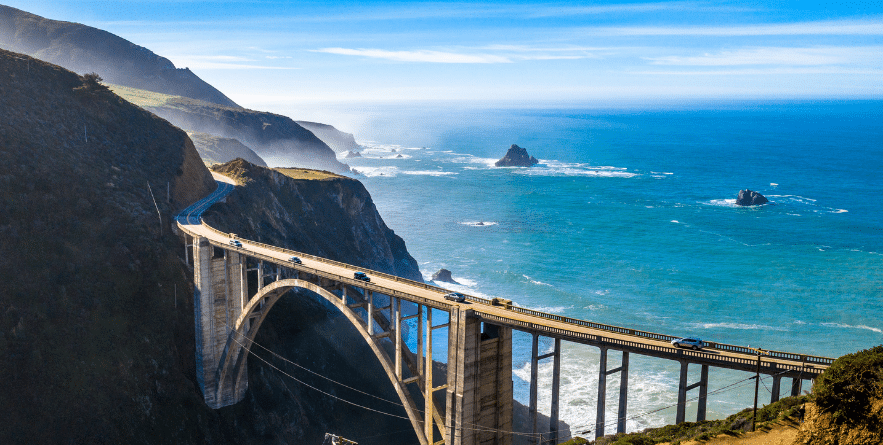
[
  {"x1": 771, "y1": 376, "x2": 781, "y2": 403},
  {"x1": 193, "y1": 237, "x2": 247, "y2": 408},
  {"x1": 791, "y1": 377, "x2": 802, "y2": 396}
]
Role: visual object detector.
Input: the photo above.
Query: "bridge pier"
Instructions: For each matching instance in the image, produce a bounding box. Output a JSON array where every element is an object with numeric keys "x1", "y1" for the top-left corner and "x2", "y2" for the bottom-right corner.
[
  {"x1": 446, "y1": 308, "x2": 513, "y2": 445},
  {"x1": 595, "y1": 348, "x2": 630, "y2": 439},
  {"x1": 193, "y1": 237, "x2": 247, "y2": 408},
  {"x1": 675, "y1": 361, "x2": 708, "y2": 425}
]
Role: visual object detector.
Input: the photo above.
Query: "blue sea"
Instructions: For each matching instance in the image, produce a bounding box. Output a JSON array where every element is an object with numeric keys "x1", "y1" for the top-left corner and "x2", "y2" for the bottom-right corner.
[{"x1": 315, "y1": 100, "x2": 883, "y2": 434}]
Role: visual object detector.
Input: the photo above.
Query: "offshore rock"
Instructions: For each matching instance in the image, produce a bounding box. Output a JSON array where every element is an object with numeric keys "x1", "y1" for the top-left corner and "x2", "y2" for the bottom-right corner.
[
  {"x1": 432, "y1": 268, "x2": 459, "y2": 284},
  {"x1": 344, "y1": 150, "x2": 361, "y2": 158},
  {"x1": 736, "y1": 189, "x2": 769, "y2": 206},
  {"x1": 495, "y1": 144, "x2": 539, "y2": 167}
]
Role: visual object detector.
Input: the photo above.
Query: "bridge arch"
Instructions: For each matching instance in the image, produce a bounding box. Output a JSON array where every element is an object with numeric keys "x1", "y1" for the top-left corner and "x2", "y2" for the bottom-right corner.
[{"x1": 215, "y1": 278, "x2": 426, "y2": 444}]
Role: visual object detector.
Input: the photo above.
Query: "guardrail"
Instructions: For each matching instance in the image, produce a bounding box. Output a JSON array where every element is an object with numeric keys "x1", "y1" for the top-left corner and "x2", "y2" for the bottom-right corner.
[{"x1": 177, "y1": 180, "x2": 836, "y2": 369}]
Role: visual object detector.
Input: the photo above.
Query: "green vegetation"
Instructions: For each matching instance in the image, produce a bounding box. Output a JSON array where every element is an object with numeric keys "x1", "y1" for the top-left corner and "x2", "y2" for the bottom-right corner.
[
  {"x1": 812, "y1": 345, "x2": 883, "y2": 428},
  {"x1": 562, "y1": 396, "x2": 807, "y2": 445}
]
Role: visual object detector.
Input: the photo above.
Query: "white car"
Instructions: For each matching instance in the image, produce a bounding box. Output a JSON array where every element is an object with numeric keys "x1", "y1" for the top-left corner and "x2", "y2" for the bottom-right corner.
[
  {"x1": 671, "y1": 337, "x2": 706, "y2": 350},
  {"x1": 228, "y1": 239, "x2": 242, "y2": 248}
]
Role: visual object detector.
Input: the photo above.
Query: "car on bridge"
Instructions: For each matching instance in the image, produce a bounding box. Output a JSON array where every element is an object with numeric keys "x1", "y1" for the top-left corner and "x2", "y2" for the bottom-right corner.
[
  {"x1": 354, "y1": 271, "x2": 370, "y2": 282},
  {"x1": 288, "y1": 256, "x2": 302, "y2": 264},
  {"x1": 228, "y1": 239, "x2": 242, "y2": 248},
  {"x1": 671, "y1": 337, "x2": 706, "y2": 350},
  {"x1": 444, "y1": 292, "x2": 466, "y2": 302}
]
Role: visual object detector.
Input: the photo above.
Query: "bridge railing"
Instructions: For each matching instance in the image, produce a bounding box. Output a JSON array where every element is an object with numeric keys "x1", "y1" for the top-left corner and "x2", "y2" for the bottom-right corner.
[{"x1": 177, "y1": 185, "x2": 836, "y2": 369}]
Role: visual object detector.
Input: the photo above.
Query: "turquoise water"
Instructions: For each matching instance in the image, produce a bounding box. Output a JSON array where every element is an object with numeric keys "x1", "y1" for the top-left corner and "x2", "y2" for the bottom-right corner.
[{"x1": 338, "y1": 101, "x2": 883, "y2": 433}]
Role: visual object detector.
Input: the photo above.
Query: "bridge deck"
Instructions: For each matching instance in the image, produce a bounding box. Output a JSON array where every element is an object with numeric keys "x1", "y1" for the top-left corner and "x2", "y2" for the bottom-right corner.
[{"x1": 177, "y1": 175, "x2": 833, "y2": 379}]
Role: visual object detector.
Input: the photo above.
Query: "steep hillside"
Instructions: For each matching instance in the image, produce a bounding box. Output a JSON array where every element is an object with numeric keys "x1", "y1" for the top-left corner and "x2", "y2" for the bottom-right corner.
[
  {"x1": 0, "y1": 48, "x2": 218, "y2": 443},
  {"x1": 296, "y1": 120, "x2": 363, "y2": 153},
  {"x1": 109, "y1": 83, "x2": 350, "y2": 173},
  {"x1": 0, "y1": 5, "x2": 238, "y2": 107},
  {"x1": 187, "y1": 131, "x2": 267, "y2": 167}
]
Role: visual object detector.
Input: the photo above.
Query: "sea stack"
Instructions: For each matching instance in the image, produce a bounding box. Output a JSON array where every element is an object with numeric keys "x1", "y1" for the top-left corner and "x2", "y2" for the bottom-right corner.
[
  {"x1": 344, "y1": 150, "x2": 362, "y2": 158},
  {"x1": 495, "y1": 144, "x2": 539, "y2": 167},
  {"x1": 735, "y1": 189, "x2": 769, "y2": 206},
  {"x1": 431, "y1": 268, "x2": 459, "y2": 284}
]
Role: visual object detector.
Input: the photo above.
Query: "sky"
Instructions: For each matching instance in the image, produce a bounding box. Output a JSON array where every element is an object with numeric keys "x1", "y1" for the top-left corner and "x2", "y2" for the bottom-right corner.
[{"x1": 7, "y1": 1, "x2": 883, "y2": 109}]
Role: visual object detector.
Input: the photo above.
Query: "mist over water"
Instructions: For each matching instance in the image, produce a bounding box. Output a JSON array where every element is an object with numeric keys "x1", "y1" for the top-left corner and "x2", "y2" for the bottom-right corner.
[{"x1": 330, "y1": 101, "x2": 883, "y2": 434}]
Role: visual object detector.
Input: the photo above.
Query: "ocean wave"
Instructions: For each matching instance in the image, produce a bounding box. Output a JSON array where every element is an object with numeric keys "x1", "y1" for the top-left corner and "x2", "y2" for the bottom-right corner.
[
  {"x1": 821, "y1": 322, "x2": 882, "y2": 334},
  {"x1": 523, "y1": 274, "x2": 554, "y2": 287},
  {"x1": 401, "y1": 170, "x2": 457, "y2": 176},
  {"x1": 688, "y1": 322, "x2": 790, "y2": 332},
  {"x1": 706, "y1": 199, "x2": 737, "y2": 207},
  {"x1": 514, "y1": 165, "x2": 638, "y2": 178},
  {"x1": 531, "y1": 305, "x2": 572, "y2": 314},
  {"x1": 460, "y1": 221, "x2": 498, "y2": 227}
]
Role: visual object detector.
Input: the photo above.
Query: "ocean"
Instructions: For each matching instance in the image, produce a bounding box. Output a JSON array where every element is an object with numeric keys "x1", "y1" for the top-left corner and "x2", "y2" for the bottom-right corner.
[{"x1": 321, "y1": 100, "x2": 882, "y2": 434}]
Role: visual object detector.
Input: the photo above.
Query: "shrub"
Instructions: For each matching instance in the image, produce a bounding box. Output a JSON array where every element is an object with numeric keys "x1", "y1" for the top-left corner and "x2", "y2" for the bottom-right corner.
[{"x1": 812, "y1": 344, "x2": 883, "y2": 427}]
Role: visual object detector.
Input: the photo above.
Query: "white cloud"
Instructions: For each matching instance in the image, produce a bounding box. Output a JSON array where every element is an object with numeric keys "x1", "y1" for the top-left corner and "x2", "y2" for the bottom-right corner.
[
  {"x1": 312, "y1": 48, "x2": 512, "y2": 63},
  {"x1": 596, "y1": 19, "x2": 883, "y2": 36},
  {"x1": 646, "y1": 47, "x2": 883, "y2": 66}
]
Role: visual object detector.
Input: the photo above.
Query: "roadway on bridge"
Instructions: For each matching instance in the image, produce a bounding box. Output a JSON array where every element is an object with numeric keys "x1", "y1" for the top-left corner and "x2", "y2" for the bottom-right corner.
[{"x1": 177, "y1": 174, "x2": 831, "y2": 375}]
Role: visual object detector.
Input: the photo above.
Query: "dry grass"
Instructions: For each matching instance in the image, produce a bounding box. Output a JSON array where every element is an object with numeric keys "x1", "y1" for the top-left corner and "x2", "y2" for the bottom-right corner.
[{"x1": 275, "y1": 167, "x2": 344, "y2": 180}]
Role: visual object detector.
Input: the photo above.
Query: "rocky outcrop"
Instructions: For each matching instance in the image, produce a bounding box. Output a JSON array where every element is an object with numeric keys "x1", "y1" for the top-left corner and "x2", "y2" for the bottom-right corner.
[
  {"x1": 296, "y1": 120, "x2": 362, "y2": 153},
  {"x1": 432, "y1": 268, "x2": 459, "y2": 284},
  {"x1": 344, "y1": 150, "x2": 362, "y2": 158},
  {"x1": 736, "y1": 189, "x2": 769, "y2": 206},
  {"x1": 0, "y1": 5, "x2": 239, "y2": 107},
  {"x1": 205, "y1": 159, "x2": 421, "y2": 281},
  {"x1": 495, "y1": 144, "x2": 539, "y2": 167}
]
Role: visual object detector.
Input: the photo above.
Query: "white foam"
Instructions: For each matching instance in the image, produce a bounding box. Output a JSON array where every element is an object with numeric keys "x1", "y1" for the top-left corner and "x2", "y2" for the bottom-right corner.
[
  {"x1": 460, "y1": 221, "x2": 498, "y2": 227},
  {"x1": 707, "y1": 199, "x2": 737, "y2": 207},
  {"x1": 670, "y1": 220, "x2": 679, "y2": 224},
  {"x1": 523, "y1": 274, "x2": 554, "y2": 287},
  {"x1": 770, "y1": 183, "x2": 779, "y2": 187},
  {"x1": 689, "y1": 322, "x2": 790, "y2": 332},
  {"x1": 833, "y1": 209, "x2": 848, "y2": 213},
  {"x1": 401, "y1": 170, "x2": 458, "y2": 177},
  {"x1": 354, "y1": 166, "x2": 400, "y2": 177},
  {"x1": 514, "y1": 166, "x2": 637, "y2": 178},
  {"x1": 821, "y1": 322, "x2": 883, "y2": 334}
]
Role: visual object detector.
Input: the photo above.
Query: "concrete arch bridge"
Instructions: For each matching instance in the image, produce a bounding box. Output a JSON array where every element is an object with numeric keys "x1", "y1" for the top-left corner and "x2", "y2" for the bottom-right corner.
[{"x1": 176, "y1": 176, "x2": 834, "y2": 445}]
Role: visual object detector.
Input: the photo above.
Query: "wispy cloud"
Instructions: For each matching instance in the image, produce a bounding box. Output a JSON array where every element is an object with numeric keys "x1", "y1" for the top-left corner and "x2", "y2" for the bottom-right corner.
[
  {"x1": 647, "y1": 47, "x2": 883, "y2": 66},
  {"x1": 634, "y1": 67, "x2": 883, "y2": 75},
  {"x1": 595, "y1": 19, "x2": 883, "y2": 36},
  {"x1": 312, "y1": 47, "x2": 599, "y2": 63},
  {"x1": 527, "y1": 1, "x2": 755, "y2": 18},
  {"x1": 312, "y1": 48, "x2": 511, "y2": 63}
]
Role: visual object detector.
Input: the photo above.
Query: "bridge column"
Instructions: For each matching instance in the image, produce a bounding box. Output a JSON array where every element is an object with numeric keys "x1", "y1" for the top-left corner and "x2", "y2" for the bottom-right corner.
[
  {"x1": 771, "y1": 376, "x2": 782, "y2": 403},
  {"x1": 676, "y1": 361, "x2": 688, "y2": 424},
  {"x1": 193, "y1": 238, "x2": 247, "y2": 408},
  {"x1": 445, "y1": 310, "x2": 512, "y2": 445}
]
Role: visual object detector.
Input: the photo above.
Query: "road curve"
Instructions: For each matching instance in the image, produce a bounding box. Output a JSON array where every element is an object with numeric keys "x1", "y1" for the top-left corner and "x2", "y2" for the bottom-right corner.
[{"x1": 177, "y1": 175, "x2": 834, "y2": 377}]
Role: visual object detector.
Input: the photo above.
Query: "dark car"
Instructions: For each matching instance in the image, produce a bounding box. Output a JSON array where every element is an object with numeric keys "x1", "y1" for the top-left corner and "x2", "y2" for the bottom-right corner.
[
  {"x1": 229, "y1": 239, "x2": 242, "y2": 248},
  {"x1": 671, "y1": 337, "x2": 706, "y2": 350},
  {"x1": 289, "y1": 256, "x2": 302, "y2": 264},
  {"x1": 444, "y1": 292, "x2": 466, "y2": 302},
  {"x1": 354, "y1": 271, "x2": 370, "y2": 282}
]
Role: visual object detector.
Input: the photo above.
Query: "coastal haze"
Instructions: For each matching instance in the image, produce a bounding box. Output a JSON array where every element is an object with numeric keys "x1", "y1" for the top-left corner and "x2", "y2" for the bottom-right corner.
[{"x1": 1, "y1": 1, "x2": 882, "y2": 444}]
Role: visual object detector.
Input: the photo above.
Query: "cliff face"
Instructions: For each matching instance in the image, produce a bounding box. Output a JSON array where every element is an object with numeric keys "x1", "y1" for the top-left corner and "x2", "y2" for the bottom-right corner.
[
  {"x1": 0, "y1": 5, "x2": 239, "y2": 107},
  {"x1": 296, "y1": 121, "x2": 363, "y2": 153},
  {"x1": 187, "y1": 131, "x2": 268, "y2": 167},
  {"x1": 205, "y1": 159, "x2": 421, "y2": 280},
  {"x1": 0, "y1": 49, "x2": 220, "y2": 443}
]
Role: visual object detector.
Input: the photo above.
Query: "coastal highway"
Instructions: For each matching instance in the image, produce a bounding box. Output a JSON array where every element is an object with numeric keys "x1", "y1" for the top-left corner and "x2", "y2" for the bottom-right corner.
[{"x1": 177, "y1": 174, "x2": 834, "y2": 377}]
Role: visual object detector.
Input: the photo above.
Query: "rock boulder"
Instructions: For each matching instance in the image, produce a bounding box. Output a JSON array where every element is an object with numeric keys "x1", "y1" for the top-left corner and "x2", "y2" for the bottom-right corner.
[
  {"x1": 432, "y1": 268, "x2": 459, "y2": 284},
  {"x1": 736, "y1": 189, "x2": 769, "y2": 206},
  {"x1": 495, "y1": 144, "x2": 539, "y2": 167}
]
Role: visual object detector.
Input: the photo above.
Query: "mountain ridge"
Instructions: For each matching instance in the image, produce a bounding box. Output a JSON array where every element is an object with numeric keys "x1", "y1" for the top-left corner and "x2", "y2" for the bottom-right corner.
[{"x1": 0, "y1": 4, "x2": 239, "y2": 108}]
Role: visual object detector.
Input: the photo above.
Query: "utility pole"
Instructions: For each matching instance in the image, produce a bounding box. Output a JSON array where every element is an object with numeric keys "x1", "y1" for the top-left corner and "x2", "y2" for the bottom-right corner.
[{"x1": 749, "y1": 347, "x2": 765, "y2": 432}]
